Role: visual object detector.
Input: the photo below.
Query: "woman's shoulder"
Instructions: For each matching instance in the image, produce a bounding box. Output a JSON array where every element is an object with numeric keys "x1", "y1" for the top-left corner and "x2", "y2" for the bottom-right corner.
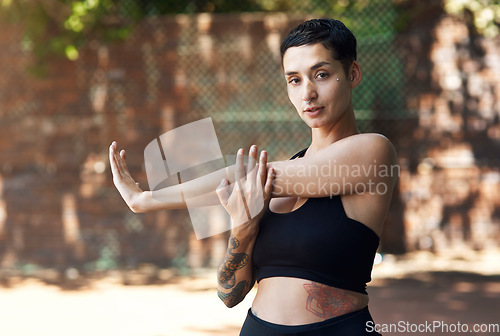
[
  {"x1": 328, "y1": 133, "x2": 396, "y2": 163},
  {"x1": 333, "y1": 132, "x2": 394, "y2": 150},
  {"x1": 340, "y1": 132, "x2": 392, "y2": 145}
]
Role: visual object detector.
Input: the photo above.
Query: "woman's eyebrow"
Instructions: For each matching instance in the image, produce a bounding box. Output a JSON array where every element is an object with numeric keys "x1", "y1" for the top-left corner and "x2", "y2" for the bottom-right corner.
[
  {"x1": 285, "y1": 61, "x2": 331, "y2": 76},
  {"x1": 311, "y1": 61, "x2": 330, "y2": 70}
]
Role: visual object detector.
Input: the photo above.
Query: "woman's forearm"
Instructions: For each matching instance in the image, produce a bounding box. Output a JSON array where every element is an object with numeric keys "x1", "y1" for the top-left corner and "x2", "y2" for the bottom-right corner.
[
  {"x1": 136, "y1": 164, "x2": 237, "y2": 212},
  {"x1": 217, "y1": 233, "x2": 257, "y2": 308},
  {"x1": 135, "y1": 135, "x2": 397, "y2": 212}
]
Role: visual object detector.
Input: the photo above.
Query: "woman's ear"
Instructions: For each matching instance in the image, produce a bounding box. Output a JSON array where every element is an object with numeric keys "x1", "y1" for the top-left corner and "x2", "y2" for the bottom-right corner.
[{"x1": 350, "y1": 61, "x2": 362, "y2": 88}]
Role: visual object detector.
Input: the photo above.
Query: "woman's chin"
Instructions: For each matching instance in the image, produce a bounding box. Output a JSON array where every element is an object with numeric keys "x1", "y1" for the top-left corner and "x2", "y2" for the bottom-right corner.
[{"x1": 303, "y1": 118, "x2": 326, "y2": 129}]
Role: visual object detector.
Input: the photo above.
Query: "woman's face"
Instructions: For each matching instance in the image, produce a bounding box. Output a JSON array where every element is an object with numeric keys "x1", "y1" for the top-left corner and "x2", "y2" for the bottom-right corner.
[{"x1": 283, "y1": 43, "x2": 359, "y2": 130}]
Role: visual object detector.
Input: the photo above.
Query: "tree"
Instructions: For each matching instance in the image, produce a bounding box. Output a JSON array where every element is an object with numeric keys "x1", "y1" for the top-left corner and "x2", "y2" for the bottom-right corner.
[{"x1": 1, "y1": 0, "x2": 498, "y2": 75}]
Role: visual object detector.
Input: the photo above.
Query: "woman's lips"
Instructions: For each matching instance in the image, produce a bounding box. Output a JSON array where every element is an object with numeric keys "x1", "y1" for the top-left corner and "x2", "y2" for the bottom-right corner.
[{"x1": 304, "y1": 107, "x2": 322, "y2": 117}]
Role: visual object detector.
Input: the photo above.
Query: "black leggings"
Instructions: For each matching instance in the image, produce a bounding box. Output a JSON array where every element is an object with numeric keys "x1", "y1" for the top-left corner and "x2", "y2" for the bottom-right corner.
[{"x1": 239, "y1": 306, "x2": 382, "y2": 336}]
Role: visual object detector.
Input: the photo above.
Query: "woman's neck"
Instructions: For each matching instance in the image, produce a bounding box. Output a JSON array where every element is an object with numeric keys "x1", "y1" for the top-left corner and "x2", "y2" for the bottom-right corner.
[{"x1": 307, "y1": 112, "x2": 359, "y2": 155}]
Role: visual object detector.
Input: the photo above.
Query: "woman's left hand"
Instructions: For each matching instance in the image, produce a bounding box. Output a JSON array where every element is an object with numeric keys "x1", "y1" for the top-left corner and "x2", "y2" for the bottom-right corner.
[
  {"x1": 216, "y1": 145, "x2": 274, "y2": 236},
  {"x1": 109, "y1": 141, "x2": 147, "y2": 212}
]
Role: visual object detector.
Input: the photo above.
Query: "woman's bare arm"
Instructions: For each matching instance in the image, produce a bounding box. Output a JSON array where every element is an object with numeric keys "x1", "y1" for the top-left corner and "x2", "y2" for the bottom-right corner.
[
  {"x1": 216, "y1": 145, "x2": 274, "y2": 307},
  {"x1": 268, "y1": 133, "x2": 398, "y2": 198},
  {"x1": 217, "y1": 233, "x2": 257, "y2": 307},
  {"x1": 110, "y1": 141, "x2": 236, "y2": 212},
  {"x1": 109, "y1": 133, "x2": 397, "y2": 213}
]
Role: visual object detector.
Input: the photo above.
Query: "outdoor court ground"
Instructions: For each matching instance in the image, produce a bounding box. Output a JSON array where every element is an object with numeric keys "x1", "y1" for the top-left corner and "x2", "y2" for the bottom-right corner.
[{"x1": 0, "y1": 250, "x2": 499, "y2": 336}]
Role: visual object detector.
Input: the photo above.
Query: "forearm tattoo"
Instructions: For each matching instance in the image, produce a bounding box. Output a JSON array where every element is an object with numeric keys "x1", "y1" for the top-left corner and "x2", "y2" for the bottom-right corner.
[
  {"x1": 218, "y1": 236, "x2": 249, "y2": 289},
  {"x1": 303, "y1": 281, "x2": 364, "y2": 319},
  {"x1": 217, "y1": 280, "x2": 250, "y2": 307},
  {"x1": 217, "y1": 235, "x2": 252, "y2": 306}
]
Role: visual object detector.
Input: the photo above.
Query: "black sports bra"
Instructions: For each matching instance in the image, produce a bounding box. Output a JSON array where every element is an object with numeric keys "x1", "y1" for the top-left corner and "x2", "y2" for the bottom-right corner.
[{"x1": 252, "y1": 148, "x2": 380, "y2": 295}]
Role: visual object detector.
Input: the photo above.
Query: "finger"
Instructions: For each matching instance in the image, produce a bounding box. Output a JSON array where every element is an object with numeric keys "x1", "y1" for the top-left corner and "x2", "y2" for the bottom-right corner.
[
  {"x1": 264, "y1": 168, "x2": 275, "y2": 202},
  {"x1": 246, "y1": 145, "x2": 257, "y2": 178},
  {"x1": 216, "y1": 178, "x2": 230, "y2": 205},
  {"x1": 119, "y1": 149, "x2": 129, "y2": 172},
  {"x1": 109, "y1": 142, "x2": 116, "y2": 169},
  {"x1": 235, "y1": 148, "x2": 245, "y2": 183},
  {"x1": 114, "y1": 148, "x2": 126, "y2": 176},
  {"x1": 111, "y1": 142, "x2": 122, "y2": 171},
  {"x1": 119, "y1": 149, "x2": 133, "y2": 175},
  {"x1": 257, "y1": 150, "x2": 267, "y2": 188},
  {"x1": 109, "y1": 142, "x2": 121, "y2": 177}
]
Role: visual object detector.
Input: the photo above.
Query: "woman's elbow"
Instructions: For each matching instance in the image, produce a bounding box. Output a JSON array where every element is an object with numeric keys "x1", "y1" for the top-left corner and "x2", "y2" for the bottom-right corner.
[{"x1": 217, "y1": 289, "x2": 243, "y2": 308}]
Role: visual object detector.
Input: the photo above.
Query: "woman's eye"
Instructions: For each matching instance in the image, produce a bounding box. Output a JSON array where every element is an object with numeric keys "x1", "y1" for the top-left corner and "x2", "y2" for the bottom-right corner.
[
  {"x1": 288, "y1": 78, "x2": 300, "y2": 84},
  {"x1": 316, "y1": 72, "x2": 328, "y2": 79}
]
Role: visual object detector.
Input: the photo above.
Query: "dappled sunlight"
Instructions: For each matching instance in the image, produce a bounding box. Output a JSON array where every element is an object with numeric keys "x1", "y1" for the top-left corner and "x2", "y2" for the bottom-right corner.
[
  {"x1": 369, "y1": 251, "x2": 500, "y2": 335},
  {"x1": 0, "y1": 252, "x2": 499, "y2": 335},
  {"x1": 0, "y1": 3, "x2": 498, "y2": 334}
]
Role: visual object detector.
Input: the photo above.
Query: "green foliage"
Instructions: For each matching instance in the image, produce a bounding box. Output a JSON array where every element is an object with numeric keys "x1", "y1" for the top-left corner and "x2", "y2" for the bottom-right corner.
[
  {"x1": 1, "y1": 0, "x2": 136, "y2": 76},
  {"x1": 445, "y1": 0, "x2": 500, "y2": 38},
  {"x1": 0, "y1": 0, "x2": 275, "y2": 75},
  {"x1": 1, "y1": 0, "x2": 498, "y2": 76},
  {"x1": 341, "y1": 0, "x2": 406, "y2": 120},
  {"x1": 393, "y1": 0, "x2": 499, "y2": 37}
]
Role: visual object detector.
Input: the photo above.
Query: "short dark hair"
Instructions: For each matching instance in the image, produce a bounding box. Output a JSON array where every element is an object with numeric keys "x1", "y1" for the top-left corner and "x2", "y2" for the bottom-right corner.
[{"x1": 280, "y1": 19, "x2": 357, "y2": 75}]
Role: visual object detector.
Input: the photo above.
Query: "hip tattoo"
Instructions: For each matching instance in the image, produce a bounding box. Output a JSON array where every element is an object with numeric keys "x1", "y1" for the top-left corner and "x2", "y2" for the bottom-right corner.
[{"x1": 303, "y1": 281, "x2": 365, "y2": 319}]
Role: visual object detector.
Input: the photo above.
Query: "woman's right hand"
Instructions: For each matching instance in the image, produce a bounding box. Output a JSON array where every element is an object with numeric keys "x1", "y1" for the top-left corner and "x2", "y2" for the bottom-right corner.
[
  {"x1": 109, "y1": 141, "x2": 146, "y2": 213},
  {"x1": 216, "y1": 145, "x2": 274, "y2": 239}
]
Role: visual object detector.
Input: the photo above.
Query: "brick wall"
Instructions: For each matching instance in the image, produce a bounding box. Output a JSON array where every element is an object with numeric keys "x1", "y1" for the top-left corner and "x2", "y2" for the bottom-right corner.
[
  {"x1": 396, "y1": 11, "x2": 500, "y2": 253},
  {"x1": 0, "y1": 11, "x2": 499, "y2": 273}
]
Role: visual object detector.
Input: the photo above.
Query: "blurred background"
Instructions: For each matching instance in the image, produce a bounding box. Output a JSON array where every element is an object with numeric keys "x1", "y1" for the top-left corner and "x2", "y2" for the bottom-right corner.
[{"x1": 0, "y1": 0, "x2": 499, "y2": 335}]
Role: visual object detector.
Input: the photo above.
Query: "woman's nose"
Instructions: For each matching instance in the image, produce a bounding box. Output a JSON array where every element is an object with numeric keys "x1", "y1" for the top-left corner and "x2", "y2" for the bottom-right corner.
[{"x1": 302, "y1": 79, "x2": 317, "y2": 103}]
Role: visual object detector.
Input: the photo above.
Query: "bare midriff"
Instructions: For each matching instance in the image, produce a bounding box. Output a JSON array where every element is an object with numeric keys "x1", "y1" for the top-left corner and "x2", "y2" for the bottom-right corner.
[{"x1": 251, "y1": 276, "x2": 369, "y2": 325}]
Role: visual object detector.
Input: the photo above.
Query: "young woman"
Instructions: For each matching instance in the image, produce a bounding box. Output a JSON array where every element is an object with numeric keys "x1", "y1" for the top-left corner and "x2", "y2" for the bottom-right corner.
[{"x1": 110, "y1": 19, "x2": 396, "y2": 335}]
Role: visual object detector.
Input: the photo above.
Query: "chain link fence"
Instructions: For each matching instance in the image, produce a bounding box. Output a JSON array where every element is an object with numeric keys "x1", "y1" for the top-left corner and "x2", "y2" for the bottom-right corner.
[{"x1": 1, "y1": 0, "x2": 499, "y2": 282}]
